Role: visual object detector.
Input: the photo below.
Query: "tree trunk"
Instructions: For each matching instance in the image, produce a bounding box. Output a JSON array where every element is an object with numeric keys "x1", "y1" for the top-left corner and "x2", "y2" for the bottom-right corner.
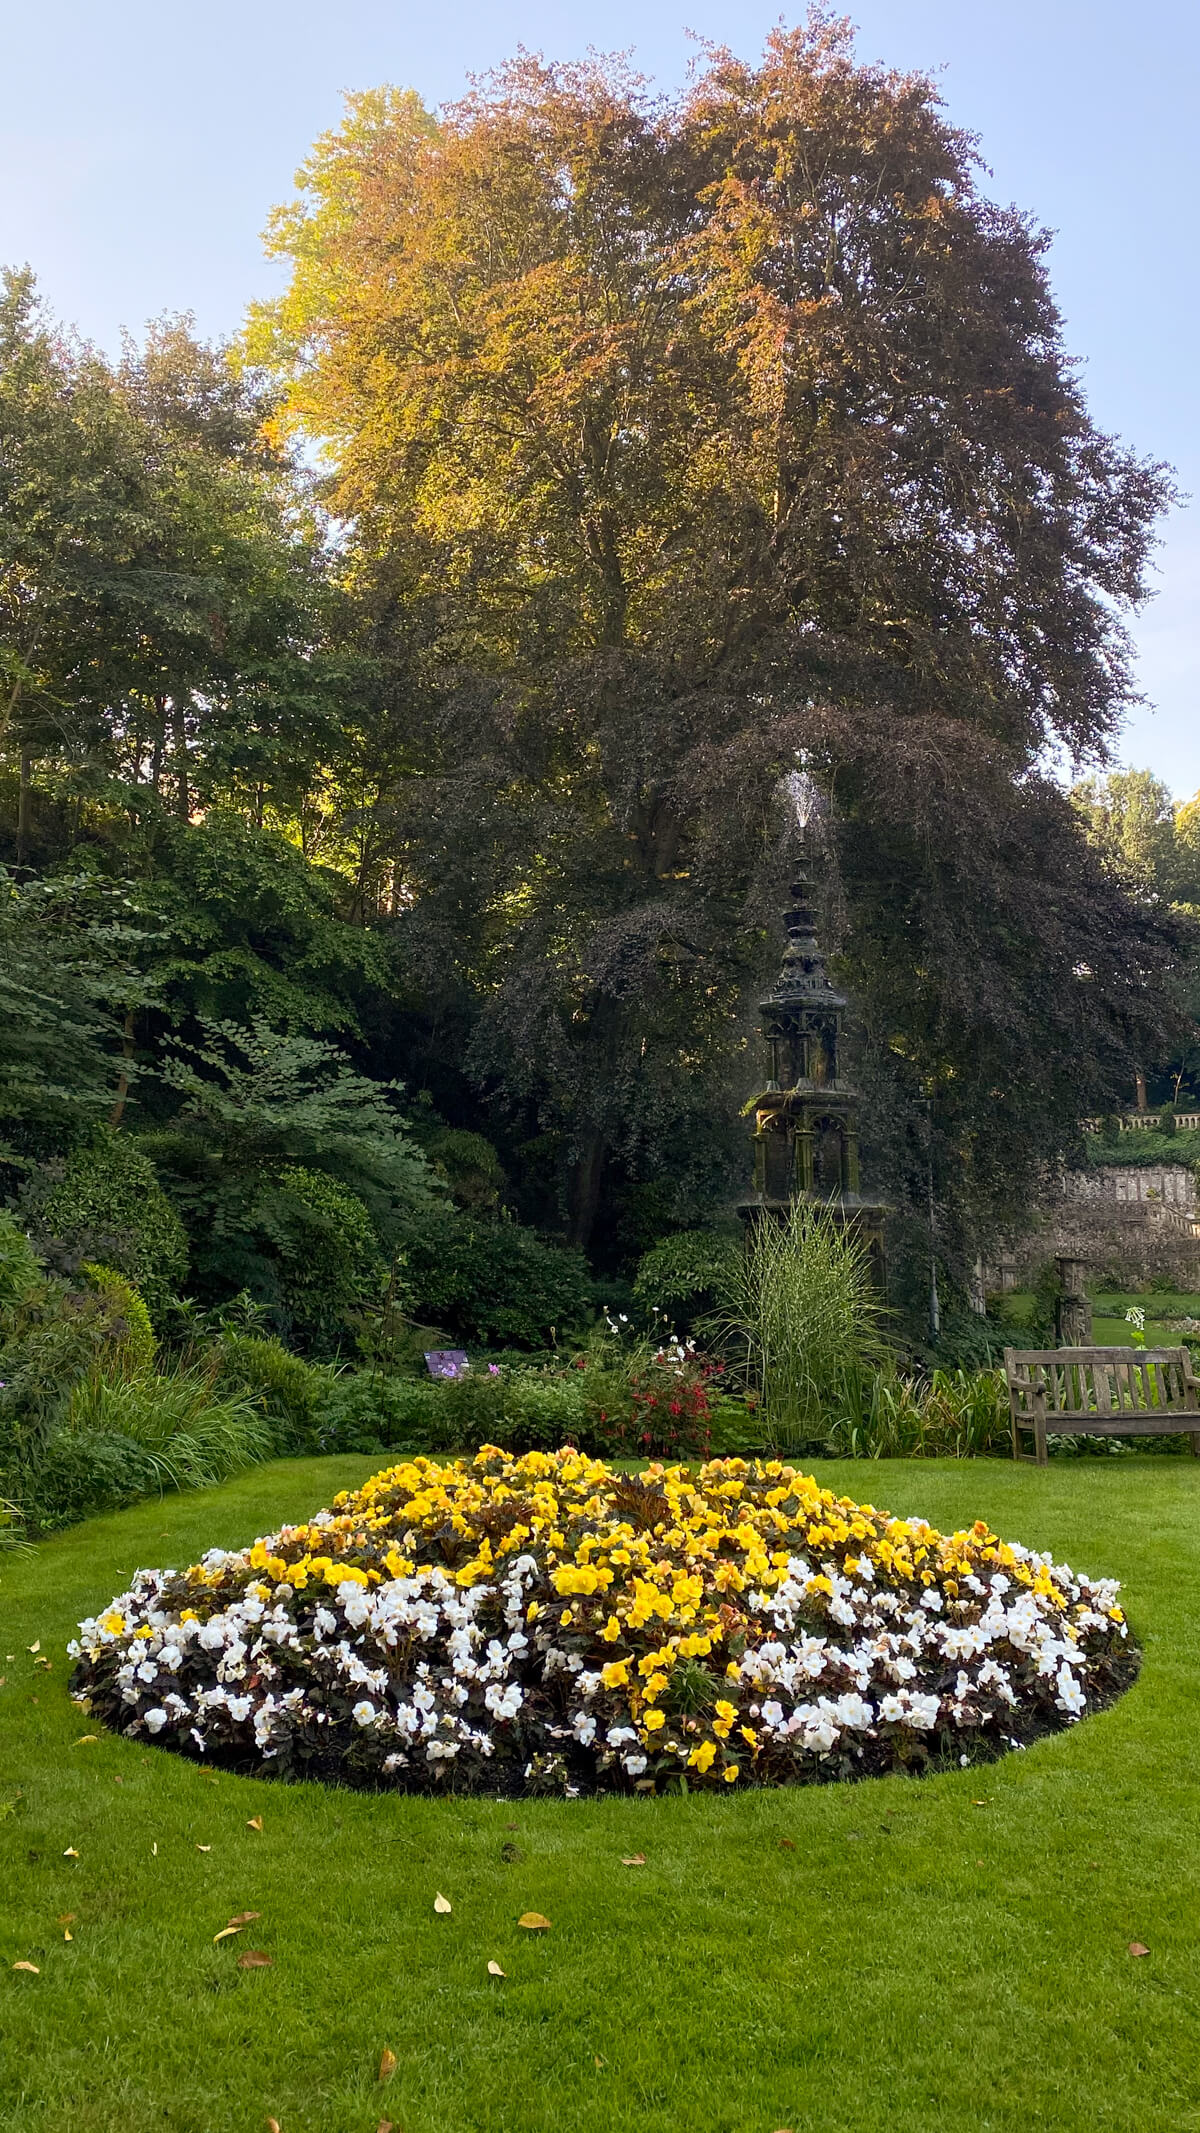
[
  {"x1": 568, "y1": 1127, "x2": 608, "y2": 1251},
  {"x1": 170, "y1": 697, "x2": 189, "y2": 819},
  {"x1": 109, "y1": 1010, "x2": 136, "y2": 1128},
  {"x1": 1135, "y1": 1069, "x2": 1148, "y2": 1112},
  {"x1": 16, "y1": 747, "x2": 34, "y2": 866}
]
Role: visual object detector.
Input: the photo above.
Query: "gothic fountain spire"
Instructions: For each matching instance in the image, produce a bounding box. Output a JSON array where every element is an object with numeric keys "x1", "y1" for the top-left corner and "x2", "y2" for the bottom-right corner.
[{"x1": 740, "y1": 820, "x2": 887, "y2": 1284}]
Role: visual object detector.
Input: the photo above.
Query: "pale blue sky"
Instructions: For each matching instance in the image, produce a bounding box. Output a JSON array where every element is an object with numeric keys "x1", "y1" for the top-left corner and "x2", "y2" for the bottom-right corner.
[{"x1": 2, "y1": 1, "x2": 1195, "y2": 794}]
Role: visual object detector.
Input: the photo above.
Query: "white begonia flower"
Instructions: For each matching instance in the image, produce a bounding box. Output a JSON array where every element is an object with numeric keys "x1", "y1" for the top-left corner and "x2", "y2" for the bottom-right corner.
[
  {"x1": 143, "y1": 1708, "x2": 169, "y2": 1734},
  {"x1": 353, "y1": 1700, "x2": 377, "y2": 1727}
]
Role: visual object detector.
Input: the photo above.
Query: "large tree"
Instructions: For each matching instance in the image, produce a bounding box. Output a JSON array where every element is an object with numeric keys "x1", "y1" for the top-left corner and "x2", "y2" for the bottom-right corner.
[{"x1": 248, "y1": 21, "x2": 1182, "y2": 1254}]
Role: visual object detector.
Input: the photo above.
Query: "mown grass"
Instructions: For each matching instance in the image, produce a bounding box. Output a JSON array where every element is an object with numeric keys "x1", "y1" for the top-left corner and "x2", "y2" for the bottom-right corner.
[{"x1": 3, "y1": 1454, "x2": 1200, "y2": 2133}]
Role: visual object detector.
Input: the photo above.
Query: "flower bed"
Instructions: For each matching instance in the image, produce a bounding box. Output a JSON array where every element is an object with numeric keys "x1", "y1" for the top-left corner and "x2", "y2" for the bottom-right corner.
[{"x1": 69, "y1": 1448, "x2": 1137, "y2": 1794}]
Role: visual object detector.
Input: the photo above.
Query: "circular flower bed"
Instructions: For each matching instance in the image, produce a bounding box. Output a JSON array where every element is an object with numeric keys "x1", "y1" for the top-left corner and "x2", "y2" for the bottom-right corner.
[{"x1": 69, "y1": 1448, "x2": 1137, "y2": 1794}]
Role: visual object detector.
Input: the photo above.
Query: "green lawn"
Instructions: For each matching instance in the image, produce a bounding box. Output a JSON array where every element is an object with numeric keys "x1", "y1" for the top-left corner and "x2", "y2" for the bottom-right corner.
[
  {"x1": 4, "y1": 1454, "x2": 1200, "y2": 2133},
  {"x1": 1002, "y1": 1289, "x2": 1200, "y2": 1348}
]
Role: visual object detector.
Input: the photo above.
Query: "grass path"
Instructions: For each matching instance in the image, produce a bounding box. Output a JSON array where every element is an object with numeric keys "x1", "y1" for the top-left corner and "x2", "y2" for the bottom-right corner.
[{"x1": 3, "y1": 1454, "x2": 1200, "y2": 2133}]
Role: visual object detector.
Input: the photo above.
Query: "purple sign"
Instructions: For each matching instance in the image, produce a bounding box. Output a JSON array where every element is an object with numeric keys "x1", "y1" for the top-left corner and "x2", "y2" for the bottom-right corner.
[{"x1": 424, "y1": 1349, "x2": 469, "y2": 1379}]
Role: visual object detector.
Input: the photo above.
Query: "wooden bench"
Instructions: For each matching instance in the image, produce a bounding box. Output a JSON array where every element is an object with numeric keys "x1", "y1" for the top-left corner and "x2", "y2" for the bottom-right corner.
[{"x1": 1004, "y1": 1346, "x2": 1200, "y2": 1465}]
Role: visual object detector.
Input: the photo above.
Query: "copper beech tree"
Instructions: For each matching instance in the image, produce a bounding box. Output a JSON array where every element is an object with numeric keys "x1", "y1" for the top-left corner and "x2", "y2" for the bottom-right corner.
[{"x1": 249, "y1": 16, "x2": 1183, "y2": 1256}]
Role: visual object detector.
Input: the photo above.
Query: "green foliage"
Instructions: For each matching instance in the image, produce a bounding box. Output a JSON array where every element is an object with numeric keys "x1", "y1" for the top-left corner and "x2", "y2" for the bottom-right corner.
[
  {"x1": 0, "y1": 869, "x2": 143, "y2": 1160},
  {"x1": 264, "y1": 1166, "x2": 387, "y2": 1355},
  {"x1": 214, "y1": 1333, "x2": 330, "y2": 1446},
  {"x1": 423, "y1": 1126, "x2": 505, "y2": 1211},
  {"x1": 80, "y1": 1264, "x2": 157, "y2": 1378},
  {"x1": 826, "y1": 1363, "x2": 1009, "y2": 1460},
  {"x1": 404, "y1": 1206, "x2": 593, "y2": 1349},
  {"x1": 66, "y1": 1367, "x2": 273, "y2": 1490},
  {"x1": 29, "y1": 1131, "x2": 188, "y2": 1315},
  {"x1": 23, "y1": 1428, "x2": 165, "y2": 1530},
  {"x1": 632, "y1": 1228, "x2": 742, "y2": 1328},
  {"x1": 710, "y1": 1203, "x2": 887, "y2": 1448},
  {"x1": 0, "y1": 1209, "x2": 40, "y2": 1307}
]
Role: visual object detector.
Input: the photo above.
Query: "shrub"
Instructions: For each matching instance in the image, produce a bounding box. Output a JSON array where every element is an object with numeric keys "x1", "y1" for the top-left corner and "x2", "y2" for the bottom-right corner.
[
  {"x1": 215, "y1": 1333, "x2": 330, "y2": 1447},
  {"x1": 265, "y1": 1166, "x2": 388, "y2": 1355},
  {"x1": 404, "y1": 1207, "x2": 593, "y2": 1348},
  {"x1": 313, "y1": 1373, "x2": 446, "y2": 1455},
  {"x1": 24, "y1": 1428, "x2": 166, "y2": 1530},
  {"x1": 632, "y1": 1228, "x2": 742, "y2": 1330},
  {"x1": 29, "y1": 1132, "x2": 188, "y2": 1316},
  {"x1": 80, "y1": 1264, "x2": 157, "y2": 1378},
  {"x1": 0, "y1": 1212, "x2": 41, "y2": 1309}
]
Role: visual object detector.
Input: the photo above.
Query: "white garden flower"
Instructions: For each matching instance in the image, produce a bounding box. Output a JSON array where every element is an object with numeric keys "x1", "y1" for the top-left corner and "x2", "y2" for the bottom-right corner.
[{"x1": 352, "y1": 1700, "x2": 377, "y2": 1727}]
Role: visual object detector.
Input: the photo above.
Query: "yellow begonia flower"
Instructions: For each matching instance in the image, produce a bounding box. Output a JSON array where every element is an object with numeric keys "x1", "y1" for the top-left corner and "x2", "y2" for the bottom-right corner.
[
  {"x1": 723, "y1": 1764, "x2": 739, "y2": 1783},
  {"x1": 688, "y1": 1740, "x2": 717, "y2": 1772},
  {"x1": 600, "y1": 1660, "x2": 630, "y2": 1689},
  {"x1": 642, "y1": 1709, "x2": 666, "y2": 1732}
]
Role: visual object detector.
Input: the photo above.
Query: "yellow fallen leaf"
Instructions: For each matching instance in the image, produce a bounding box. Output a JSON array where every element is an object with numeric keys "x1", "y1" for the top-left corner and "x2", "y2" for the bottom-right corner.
[
  {"x1": 487, "y1": 1960, "x2": 506, "y2": 1977},
  {"x1": 1128, "y1": 1941, "x2": 1150, "y2": 1957},
  {"x1": 621, "y1": 1853, "x2": 646, "y2": 1866},
  {"x1": 517, "y1": 1912, "x2": 551, "y2": 1931},
  {"x1": 28, "y1": 1641, "x2": 40, "y2": 1654},
  {"x1": 433, "y1": 1892, "x2": 452, "y2": 1914},
  {"x1": 12, "y1": 1960, "x2": 39, "y2": 1974},
  {"x1": 237, "y1": 1950, "x2": 273, "y2": 1969},
  {"x1": 63, "y1": 1847, "x2": 79, "y2": 1859},
  {"x1": 594, "y1": 2055, "x2": 607, "y2": 2069},
  {"x1": 213, "y1": 1926, "x2": 242, "y2": 1944},
  {"x1": 196, "y1": 1844, "x2": 211, "y2": 1853},
  {"x1": 246, "y1": 1816, "x2": 263, "y2": 1833},
  {"x1": 378, "y1": 2046, "x2": 398, "y2": 2082},
  {"x1": 63, "y1": 1929, "x2": 72, "y2": 1943},
  {"x1": 151, "y1": 1842, "x2": 158, "y2": 1857},
  {"x1": 266, "y1": 2119, "x2": 282, "y2": 2132},
  {"x1": 73, "y1": 1736, "x2": 99, "y2": 1746}
]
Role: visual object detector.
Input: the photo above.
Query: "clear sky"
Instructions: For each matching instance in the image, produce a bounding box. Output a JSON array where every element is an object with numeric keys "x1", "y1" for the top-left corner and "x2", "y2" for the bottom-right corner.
[{"x1": 2, "y1": 0, "x2": 1195, "y2": 794}]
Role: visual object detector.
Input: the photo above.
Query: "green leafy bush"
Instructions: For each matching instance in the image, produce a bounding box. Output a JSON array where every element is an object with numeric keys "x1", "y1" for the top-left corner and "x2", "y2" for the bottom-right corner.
[
  {"x1": 29, "y1": 1131, "x2": 188, "y2": 1315},
  {"x1": 403, "y1": 1207, "x2": 593, "y2": 1348},
  {"x1": 0, "y1": 1212, "x2": 41, "y2": 1308},
  {"x1": 80, "y1": 1263, "x2": 157, "y2": 1378},
  {"x1": 265, "y1": 1166, "x2": 387, "y2": 1355},
  {"x1": 313, "y1": 1373, "x2": 445, "y2": 1454},
  {"x1": 24, "y1": 1428, "x2": 166, "y2": 1529},
  {"x1": 215, "y1": 1333, "x2": 331, "y2": 1446},
  {"x1": 632, "y1": 1228, "x2": 742, "y2": 1329}
]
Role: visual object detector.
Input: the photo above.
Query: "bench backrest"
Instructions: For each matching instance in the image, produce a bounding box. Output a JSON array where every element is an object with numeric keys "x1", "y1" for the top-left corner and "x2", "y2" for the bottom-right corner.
[{"x1": 1004, "y1": 1345, "x2": 1196, "y2": 1420}]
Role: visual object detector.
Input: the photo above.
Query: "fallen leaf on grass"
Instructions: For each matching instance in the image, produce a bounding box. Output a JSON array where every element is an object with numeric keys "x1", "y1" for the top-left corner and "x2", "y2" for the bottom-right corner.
[
  {"x1": 487, "y1": 1961, "x2": 506, "y2": 1977},
  {"x1": 213, "y1": 1927, "x2": 242, "y2": 1944},
  {"x1": 376, "y1": 2122, "x2": 393, "y2": 2133},
  {"x1": 62, "y1": 1847, "x2": 79, "y2": 1859},
  {"x1": 499, "y1": 1841, "x2": 522, "y2": 1863},
  {"x1": 433, "y1": 1893, "x2": 452, "y2": 1915},
  {"x1": 620, "y1": 1854, "x2": 646, "y2": 1867},
  {"x1": 228, "y1": 1911, "x2": 260, "y2": 1927},
  {"x1": 517, "y1": 1912, "x2": 551, "y2": 1932},
  {"x1": 56, "y1": 1913, "x2": 75, "y2": 1925},
  {"x1": 378, "y1": 2047, "x2": 397, "y2": 2082},
  {"x1": 246, "y1": 1816, "x2": 263, "y2": 1833},
  {"x1": 237, "y1": 1951, "x2": 273, "y2": 1969},
  {"x1": 1128, "y1": 1942, "x2": 1150, "y2": 1957},
  {"x1": 28, "y1": 1640, "x2": 40, "y2": 1654},
  {"x1": 196, "y1": 1844, "x2": 211, "y2": 1853},
  {"x1": 266, "y1": 2118, "x2": 282, "y2": 2132},
  {"x1": 971, "y1": 1799, "x2": 990, "y2": 1808},
  {"x1": 12, "y1": 1961, "x2": 39, "y2": 1973},
  {"x1": 151, "y1": 1842, "x2": 158, "y2": 1857},
  {"x1": 73, "y1": 1736, "x2": 99, "y2": 1746},
  {"x1": 63, "y1": 1929, "x2": 72, "y2": 1943},
  {"x1": 778, "y1": 1838, "x2": 795, "y2": 1851},
  {"x1": 593, "y1": 2056, "x2": 607, "y2": 2069}
]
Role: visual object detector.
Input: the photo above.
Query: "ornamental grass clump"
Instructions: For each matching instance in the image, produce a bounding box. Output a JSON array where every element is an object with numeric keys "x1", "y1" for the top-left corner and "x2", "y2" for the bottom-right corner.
[{"x1": 70, "y1": 1448, "x2": 1137, "y2": 1796}]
